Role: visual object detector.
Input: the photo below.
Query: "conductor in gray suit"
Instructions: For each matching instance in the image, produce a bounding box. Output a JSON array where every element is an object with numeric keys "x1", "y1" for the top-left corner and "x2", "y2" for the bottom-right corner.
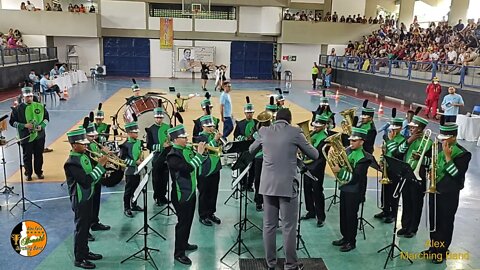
[{"x1": 249, "y1": 108, "x2": 319, "y2": 270}]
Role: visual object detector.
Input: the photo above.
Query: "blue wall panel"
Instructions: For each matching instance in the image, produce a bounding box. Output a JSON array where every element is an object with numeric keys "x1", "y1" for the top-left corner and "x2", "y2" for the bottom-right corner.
[
  {"x1": 230, "y1": 41, "x2": 273, "y2": 80},
  {"x1": 103, "y1": 37, "x2": 150, "y2": 77}
]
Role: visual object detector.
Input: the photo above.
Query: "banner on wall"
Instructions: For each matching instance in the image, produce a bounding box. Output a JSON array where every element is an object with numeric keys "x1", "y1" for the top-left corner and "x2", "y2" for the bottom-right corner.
[
  {"x1": 176, "y1": 46, "x2": 215, "y2": 72},
  {"x1": 160, "y1": 18, "x2": 173, "y2": 49}
]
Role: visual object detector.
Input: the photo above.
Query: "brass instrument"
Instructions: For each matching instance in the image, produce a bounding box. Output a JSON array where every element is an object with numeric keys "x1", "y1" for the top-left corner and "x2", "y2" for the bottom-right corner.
[
  {"x1": 322, "y1": 133, "x2": 352, "y2": 185},
  {"x1": 89, "y1": 140, "x2": 127, "y2": 169},
  {"x1": 340, "y1": 108, "x2": 356, "y2": 136},
  {"x1": 379, "y1": 142, "x2": 392, "y2": 185},
  {"x1": 426, "y1": 138, "x2": 438, "y2": 232},
  {"x1": 297, "y1": 120, "x2": 314, "y2": 164},
  {"x1": 86, "y1": 148, "x2": 127, "y2": 169},
  {"x1": 409, "y1": 129, "x2": 432, "y2": 181},
  {"x1": 188, "y1": 143, "x2": 222, "y2": 155}
]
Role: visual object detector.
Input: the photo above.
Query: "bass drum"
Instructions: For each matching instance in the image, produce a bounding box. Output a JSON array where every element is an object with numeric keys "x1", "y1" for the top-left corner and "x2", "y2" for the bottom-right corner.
[{"x1": 102, "y1": 168, "x2": 124, "y2": 187}]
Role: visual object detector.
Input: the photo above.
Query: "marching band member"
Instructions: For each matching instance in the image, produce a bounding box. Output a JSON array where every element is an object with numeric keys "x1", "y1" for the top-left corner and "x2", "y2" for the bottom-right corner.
[
  {"x1": 120, "y1": 122, "x2": 144, "y2": 218},
  {"x1": 397, "y1": 115, "x2": 432, "y2": 238},
  {"x1": 425, "y1": 123, "x2": 471, "y2": 264},
  {"x1": 233, "y1": 97, "x2": 257, "y2": 191},
  {"x1": 84, "y1": 121, "x2": 111, "y2": 236},
  {"x1": 145, "y1": 107, "x2": 172, "y2": 206},
  {"x1": 275, "y1": 89, "x2": 285, "y2": 109},
  {"x1": 64, "y1": 128, "x2": 106, "y2": 269},
  {"x1": 331, "y1": 127, "x2": 373, "y2": 252},
  {"x1": 167, "y1": 125, "x2": 206, "y2": 266},
  {"x1": 374, "y1": 116, "x2": 406, "y2": 224},
  {"x1": 265, "y1": 96, "x2": 279, "y2": 116},
  {"x1": 193, "y1": 99, "x2": 219, "y2": 137},
  {"x1": 9, "y1": 87, "x2": 49, "y2": 181},
  {"x1": 301, "y1": 114, "x2": 330, "y2": 227},
  {"x1": 194, "y1": 115, "x2": 223, "y2": 226},
  {"x1": 357, "y1": 100, "x2": 377, "y2": 154},
  {"x1": 312, "y1": 91, "x2": 335, "y2": 130},
  {"x1": 93, "y1": 103, "x2": 110, "y2": 143}
]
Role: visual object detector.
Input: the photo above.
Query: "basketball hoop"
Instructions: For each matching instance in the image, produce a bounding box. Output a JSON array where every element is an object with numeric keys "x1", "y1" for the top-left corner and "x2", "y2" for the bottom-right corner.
[{"x1": 191, "y1": 3, "x2": 201, "y2": 16}]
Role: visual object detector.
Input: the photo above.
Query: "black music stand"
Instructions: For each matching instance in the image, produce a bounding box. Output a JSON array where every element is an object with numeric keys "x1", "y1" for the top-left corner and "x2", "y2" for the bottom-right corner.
[
  {"x1": 358, "y1": 201, "x2": 374, "y2": 240},
  {"x1": 0, "y1": 137, "x2": 17, "y2": 196},
  {"x1": 122, "y1": 153, "x2": 165, "y2": 270},
  {"x1": 149, "y1": 173, "x2": 176, "y2": 219},
  {"x1": 220, "y1": 162, "x2": 255, "y2": 266},
  {"x1": 224, "y1": 141, "x2": 254, "y2": 205},
  {"x1": 325, "y1": 180, "x2": 340, "y2": 211},
  {"x1": 10, "y1": 139, "x2": 41, "y2": 213},
  {"x1": 377, "y1": 156, "x2": 414, "y2": 269}
]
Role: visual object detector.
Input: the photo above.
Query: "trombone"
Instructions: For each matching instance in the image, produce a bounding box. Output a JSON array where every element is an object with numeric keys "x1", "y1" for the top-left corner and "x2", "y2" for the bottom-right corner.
[
  {"x1": 425, "y1": 138, "x2": 438, "y2": 232},
  {"x1": 408, "y1": 129, "x2": 432, "y2": 182}
]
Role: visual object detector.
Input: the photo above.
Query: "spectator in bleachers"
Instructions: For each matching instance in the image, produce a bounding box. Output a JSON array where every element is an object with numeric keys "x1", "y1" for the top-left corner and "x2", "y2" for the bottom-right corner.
[
  {"x1": 21, "y1": 2, "x2": 27, "y2": 10},
  {"x1": 40, "y1": 73, "x2": 65, "y2": 100},
  {"x1": 45, "y1": 3, "x2": 52, "y2": 11},
  {"x1": 332, "y1": 12, "x2": 338, "y2": 22},
  {"x1": 89, "y1": 5, "x2": 96, "y2": 13},
  {"x1": 68, "y1": 4, "x2": 74, "y2": 12},
  {"x1": 79, "y1": 4, "x2": 86, "y2": 13},
  {"x1": 26, "y1": 1, "x2": 39, "y2": 11},
  {"x1": 73, "y1": 5, "x2": 80, "y2": 12},
  {"x1": 340, "y1": 16, "x2": 345, "y2": 23},
  {"x1": 454, "y1": 19, "x2": 464, "y2": 32}
]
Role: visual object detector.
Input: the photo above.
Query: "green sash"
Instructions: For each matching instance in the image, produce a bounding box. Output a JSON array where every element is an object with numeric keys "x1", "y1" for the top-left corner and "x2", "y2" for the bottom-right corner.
[
  {"x1": 25, "y1": 102, "x2": 44, "y2": 142},
  {"x1": 436, "y1": 142, "x2": 463, "y2": 183},
  {"x1": 245, "y1": 120, "x2": 255, "y2": 139}
]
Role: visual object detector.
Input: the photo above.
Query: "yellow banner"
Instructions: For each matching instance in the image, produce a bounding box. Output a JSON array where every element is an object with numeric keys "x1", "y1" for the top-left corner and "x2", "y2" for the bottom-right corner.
[{"x1": 160, "y1": 18, "x2": 173, "y2": 49}]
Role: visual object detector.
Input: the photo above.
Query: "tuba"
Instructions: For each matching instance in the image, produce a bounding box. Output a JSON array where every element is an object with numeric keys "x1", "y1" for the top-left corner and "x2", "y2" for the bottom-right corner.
[
  {"x1": 322, "y1": 133, "x2": 352, "y2": 185},
  {"x1": 340, "y1": 108, "x2": 356, "y2": 136}
]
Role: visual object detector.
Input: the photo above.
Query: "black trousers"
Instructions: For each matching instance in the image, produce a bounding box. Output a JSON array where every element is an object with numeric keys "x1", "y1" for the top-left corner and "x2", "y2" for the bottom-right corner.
[
  {"x1": 152, "y1": 156, "x2": 169, "y2": 201},
  {"x1": 340, "y1": 191, "x2": 361, "y2": 245},
  {"x1": 303, "y1": 171, "x2": 326, "y2": 221},
  {"x1": 73, "y1": 199, "x2": 92, "y2": 261},
  {"x1": 91, "y1": 181, "x2": 101, "y2": 225},
  {"x1": 240, "y1": 160, "x2": 255, "y2": 189},
  {"x1": 172, "y1": 191, "x2": 196, "y2": 257},
  {"x1": 254, "y1": 158, "x2": 263, "y2": 206},
  {"x1": 277, "y1": 71, "x2": 281, "y2": 80},
  {"x1": 401, "y1": 180, "x2": 425, "y2": 233},
  {"x1": 381, "y1": 169, "x2": 400, "y2": 217},
  {"x1": 21, "y1": 137, "x2": 45, "y2": 177},
  {"x1": 429, "y1": 191, "x2": 460, "y2": 255},
  {"x1": 124, "y1": 174, "x2": 140, "y2": 210},
  {"x1": 49, "y1": 84, "x2": 61, "y2": 94},
  {"x1": 197, "y1": 171, "x2": 220, "y2": 219},
  {"x1": 312, "y1": 74, "x2": 318, "y2": 89}
]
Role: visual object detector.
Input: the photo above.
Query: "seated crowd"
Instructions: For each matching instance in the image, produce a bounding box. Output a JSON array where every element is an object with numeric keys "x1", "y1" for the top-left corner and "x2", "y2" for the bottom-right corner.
[
  {"x1": 335, "y1": 17, "x2": 480, "y2": 74},
  {"x1": 20, "y1": 1, "x2": 95, "y2": 13},
  {"x1": 283, "y1": 9, "x2": 394, "y2": 25},
  {"x1": 0, "y1": 28, "x2": 27, "y2": 53}
]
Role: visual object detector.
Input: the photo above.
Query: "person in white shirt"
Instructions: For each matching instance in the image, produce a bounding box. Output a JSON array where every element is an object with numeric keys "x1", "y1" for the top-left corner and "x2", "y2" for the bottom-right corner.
[
  {"x1": 26, "y1": 1, "x2": 35, "y2": 11},
  {"x1": 50, "y1": 66, "x2": 59, "y2": 78},
  {"x1": 29, "y1": 70, "x2": 39, "y2": 83},
  {"x1": 441, "y1": 87, "x2": 464, "y2": 123},
  {"x1": 40, "y1": 73, "x2": 65, "y2": 100}
]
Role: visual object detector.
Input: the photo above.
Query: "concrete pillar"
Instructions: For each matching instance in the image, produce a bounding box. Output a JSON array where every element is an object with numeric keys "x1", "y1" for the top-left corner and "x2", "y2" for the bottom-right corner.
[
  {"x1": 364, "y1": 0, "x2": 377, "y2": 18},
  {"x1": 448, "y1": 0, "x2": 469, "y2": 26},
  {"x1": 398, "y1": 0, "x2": 415, "y2": 26}
]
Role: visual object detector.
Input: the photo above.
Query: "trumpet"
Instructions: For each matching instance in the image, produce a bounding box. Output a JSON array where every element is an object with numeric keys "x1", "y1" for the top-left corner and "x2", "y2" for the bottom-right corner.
[
  {"x1": 409, "y1": 129, "x2": 432, "y2": 182},
  {"x1": 85, "y1": 148, "x2": 127, "y2": 169},
  {"x1": 188, "y1": 143, "x2": 222, "y2": 155}
]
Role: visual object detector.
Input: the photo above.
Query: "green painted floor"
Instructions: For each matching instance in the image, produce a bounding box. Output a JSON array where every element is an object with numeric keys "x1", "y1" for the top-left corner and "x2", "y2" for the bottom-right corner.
[{"x1": 35, "y1": 168, "x2": 479, "y2": 270}]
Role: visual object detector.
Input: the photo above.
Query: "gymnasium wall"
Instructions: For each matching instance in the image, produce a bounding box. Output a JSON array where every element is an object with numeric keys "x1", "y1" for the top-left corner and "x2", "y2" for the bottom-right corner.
[
  {"x1": 279, "y1": 44, "x2": 322, "y2": 81},
  {"x1": 53, "y1": 37, "x2": 101, "y2": 72}
]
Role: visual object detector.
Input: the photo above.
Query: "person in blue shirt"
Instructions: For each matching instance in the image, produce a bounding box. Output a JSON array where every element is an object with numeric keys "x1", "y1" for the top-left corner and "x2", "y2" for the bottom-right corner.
[
  {"x1": 59, "y1": 64, "x2": 67, "y2": 75},
  {"x1": 40, "y1": 73, "x2": 65, "y2": 100},
  {"x1": 220, "y1": 81, "x2": 234, "y2": 139},
  {"x1": 50, "y1": 65, "x2": 59, "y2": 78},
  {"x1": 401, "y1": 110, "x2": 415, "y2": 138},
  {"x1": 441, "y1": 87, "x2": 464, "y2": 123}
]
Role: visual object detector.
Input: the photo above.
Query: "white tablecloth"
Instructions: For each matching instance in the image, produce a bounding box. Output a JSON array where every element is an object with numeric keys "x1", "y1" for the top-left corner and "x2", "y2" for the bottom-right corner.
[
  {"x1": 77, "y1": 70, "x2": 88, "y2": 82},
  {"x1": 52, "y1": 71, "x2": 87, "y2": 91},
  {"x1": 456, "y1": 114, "x2": 480, "y2": 142}
]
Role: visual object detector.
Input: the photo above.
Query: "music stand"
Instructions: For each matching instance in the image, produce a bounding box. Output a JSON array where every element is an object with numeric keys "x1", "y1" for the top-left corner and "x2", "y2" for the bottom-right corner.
[
  {"x1": 377, "y1": 156, "x2": 414, "y2": 269},
  {"x1": 224, "y1": 141, "x2": 255, "y2": 205},
  {"x1": 9, "y1": 137, "x2": 41, "y2": 213},
  {"x1": 0, "y1": 137, "x2": 17, "y2": 196},
  {"x1": 121, "y1": 153, "x2": 165, "y2": 270},
  {"x1": 220, "y1": 162, "x2": 255, "y2": 266}
]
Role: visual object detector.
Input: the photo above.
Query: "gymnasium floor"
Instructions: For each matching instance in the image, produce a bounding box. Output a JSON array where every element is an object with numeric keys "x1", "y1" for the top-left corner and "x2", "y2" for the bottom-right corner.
[{"x1": 0, "y1": 78, "x2": 478, "y2": 270}]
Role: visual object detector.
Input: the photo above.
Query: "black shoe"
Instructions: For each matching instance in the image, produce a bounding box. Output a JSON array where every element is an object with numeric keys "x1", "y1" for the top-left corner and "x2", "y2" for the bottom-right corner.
[
  {"x1": 60, "y1": 98, "x2": 67, "y2": 101},
  {"x1": 332, "y1": 238, "x2": 347, "y2": 246},
  {"x1": 186, "y1": 244, "x2": 198, "y2": 251},
  {"x1": 403, "y1": 231, "x2": 416, "y2": 238},
  {"x1": 88, "y1": 233, "x2": 95, "y2": 242},
  {"x1": 300, "y1": 212, "x2": 315, "y2": 220},
  {"x1": 124, "y1": 209, "x2": 133, "y2": 218},
  {"x1": 131, "y1": 205, "x2": 143, "y2": 211},
  {"x1": 247, "y1": 187, "x2": 254, "y2": 192},
  {"x1": 36, "y1": 174, "x2": 44, "y2": 179},
  {"x1": 174, "y1": 255, "x2": 192, "y2": 265},
  {"x1": 374, "y1": 211, "x2": 387, "y2": 219},
  {"x1": 317, "y1": 220, "x2": 325, "y2": 228},
  {"x1": 91, "y1": 223, "x2": 110, "y2": 231},
  {"x1": 256, "y1": 204, "x2": 263, "y2": 212},
  {"x1": 384, "y1": 217, "x2": 395, "y2": 224},
  {"x1": 199, "y1": 218, "x2": 213, "y2": 226},
  {"x1": 43, "y1": 148, "x2": 53, "y2": 153},
  {"x1": 396, "y1": 228, "x2": 408, "y2": 236},
  {"x1": 209, "y1": 215, "x2": 221, "y2": 224},
  {"x1": 26, "y1": 176, "x2": 33, "y2": 181},
  {"x1": 340, "y1": 242, "x2": 356, "y2": 252},
  {"x1": 74, "y1": 259, "x2": 96, "y2": 269},
  {"x1": 157, "y1": 197, "x2": 169, "y2": 205},
  {"x1": 86, "y1": 252, "x2": 103, "y2": 260}
]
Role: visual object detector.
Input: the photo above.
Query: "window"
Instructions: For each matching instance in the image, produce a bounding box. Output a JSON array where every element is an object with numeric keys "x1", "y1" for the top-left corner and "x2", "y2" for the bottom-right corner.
[{"x1": 149, "y1": 3, "x2": 236, "y2": 20}]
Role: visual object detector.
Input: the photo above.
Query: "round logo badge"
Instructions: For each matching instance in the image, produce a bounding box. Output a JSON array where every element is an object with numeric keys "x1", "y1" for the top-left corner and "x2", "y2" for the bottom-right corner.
[
  {"x1": 34, "y1": 108, "x2": 41, "y2": 114},
  {"x1": 10, "y1": 220, "x2": 47, "y2": 257}
]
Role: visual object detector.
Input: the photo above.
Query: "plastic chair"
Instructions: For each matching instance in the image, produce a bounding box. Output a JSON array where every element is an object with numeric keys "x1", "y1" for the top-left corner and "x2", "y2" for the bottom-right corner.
[
  {"x1": 472, "y1": 105, "x2": 480, "y2": 115},
  {"x1": 40, "y1": 84, "x2": 57, "y2": 105}
]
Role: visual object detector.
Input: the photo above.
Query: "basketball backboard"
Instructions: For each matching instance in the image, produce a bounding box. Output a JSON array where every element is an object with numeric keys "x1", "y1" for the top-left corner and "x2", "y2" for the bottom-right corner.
[{"x1": 182, "y1": 0, "x2": 210, "y2": 16}]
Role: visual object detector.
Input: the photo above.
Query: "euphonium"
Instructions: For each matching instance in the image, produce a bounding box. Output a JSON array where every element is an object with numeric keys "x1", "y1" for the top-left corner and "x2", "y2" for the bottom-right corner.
[
  {"x1": 409, "y1": 129, "x2": 432, "y2": 182},
  {"x1": 322, "y1": 133, "x2": 352, "y2": 185},
  {"x1": 340, "y1": 108, "x2": 356, "y2": 136},
  {"x1": 297, "y1": 120, "x2": 314, "y2": 164}
]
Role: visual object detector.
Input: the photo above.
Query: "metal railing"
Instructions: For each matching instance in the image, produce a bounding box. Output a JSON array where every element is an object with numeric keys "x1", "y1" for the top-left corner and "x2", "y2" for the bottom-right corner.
[
  {"x1": 0, "y1": 47, "x2": 57, "y2": 67},
  {"x1": 320, "y1": 54, "x2": 480, "y2": 89}
]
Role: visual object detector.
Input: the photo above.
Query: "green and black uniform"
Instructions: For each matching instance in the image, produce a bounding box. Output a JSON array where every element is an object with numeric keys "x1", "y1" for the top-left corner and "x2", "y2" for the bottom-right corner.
[
  {"x1": 167, "y1": 144, "x2": 206, "y2": 257},
  {"x1": 9, "y1": 100, "x2": 49, "y2": 177},
  {"x1": 429, "y1": 142, "x2": 471, "y2": 258},
  {"x1": 95, "y1": 122, "x2": 110, "y2": 143},
  {"x1": 358, "y1": 121, "x2": 377, "y2": 154},
  {"x1": 64, "y1": 151, "x2": 106, "y2": 262},
  {"x1": 303, "y1": 129, "x2": 329, "y2": 222},
  {"x1": 120, "y1": 137, "x2": 143, "y2": 210},
  {"x1": 336, "y1": 146, "x2": 373, "y2": 246},
  {"x1": 193, "y1": 115, "x2": 219, "y2": 138},
  {"x1": 194, "y1": 131, "x2": 222, "y2": 220},
  {"x1": 233, "y1": 117, "x2": 258, "y2": 189},
  {"x1": 87, "y1": 141, "x2": 103, "y2": 227},
  {"x1": 146, "y1": 122, "x2": 171, "y2": 203}
]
